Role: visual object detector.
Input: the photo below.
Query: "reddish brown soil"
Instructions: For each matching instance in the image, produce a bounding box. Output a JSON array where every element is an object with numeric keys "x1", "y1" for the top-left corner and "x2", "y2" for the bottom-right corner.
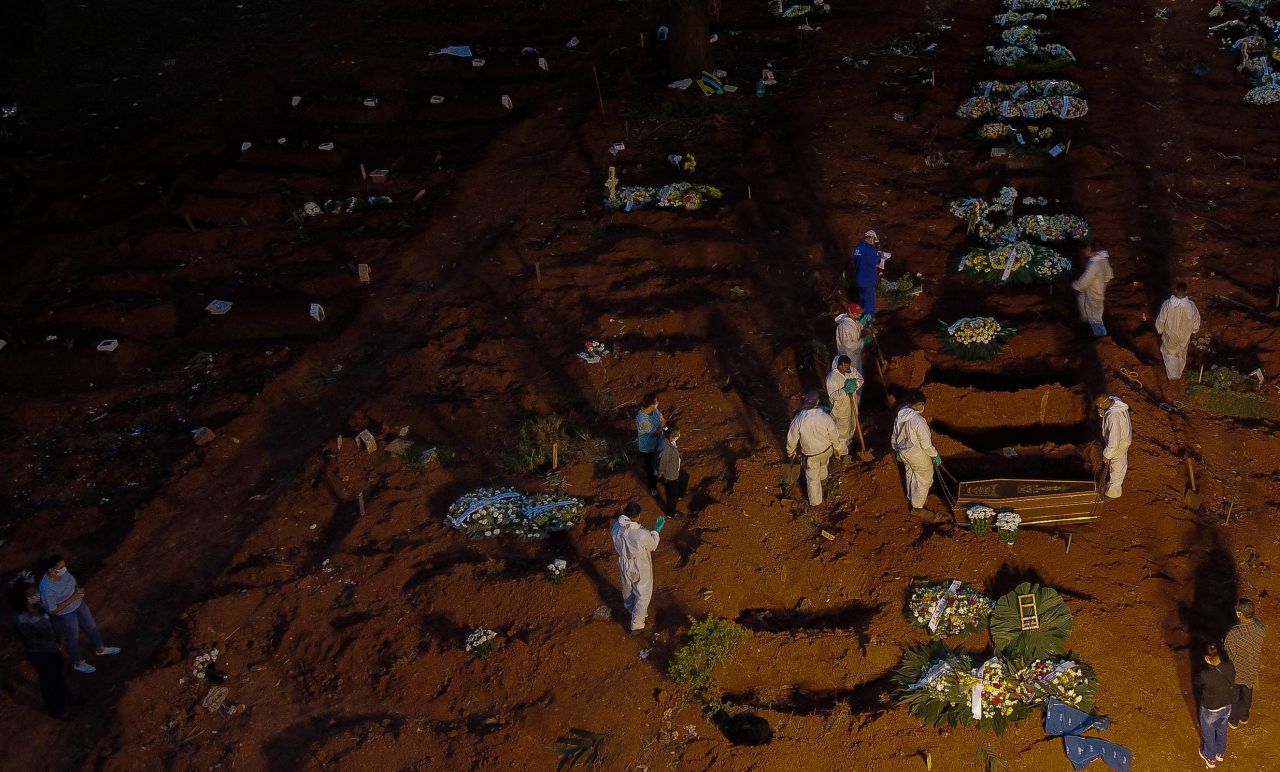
[{"x1": 3, "y1": 0, "x2": 1280, "y2": 769}]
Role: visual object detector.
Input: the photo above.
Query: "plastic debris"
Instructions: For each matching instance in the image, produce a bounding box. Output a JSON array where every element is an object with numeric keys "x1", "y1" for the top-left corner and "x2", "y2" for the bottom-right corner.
[
  {"x1": 192, "y1": 427, "x2": 216, "y2": 446},
  {"x1": 96, "y1": 339, "x2": 119, "y2": 352},
  {"x1": 472, "y1": 58, "x2": 486, "y2": 67},
  {"x1": 309, "y1": 303, "x2": 325, "y2": 322},
  {"x1": 206, "y1": 300, "x2": 233, "y2": 315},
  {"x1": 240, "y1": 142, "x2": 252, "y2": 153},
  {"x1": 318, "y1": 142, "x2": 335, "y2": 151},
  {"x1": 501, "y1": 94, "x2": 513, "y2": 109},
  {"x1": 566, "y1": 36, "x2": 579, "y2": 48},
  {"x1": 657, "y1": 26, "x2": 669, "y2": 41},
  {"x1": 430, "y1": 95, "x2": 445, "y2": 104},
  {"x1": 362, "y1": 97, "x2": 378, "y2": 107},
  {"x1": 609, "y1": 142, "x2": 626, "y2": 155},
  {"x1": 669, "y1": 78, "x2": 694, "y2": 90},
  {"x1": 356, "y1": 429, "x2": 378, "y2": 452},
  {"x1": 291, "y1": 96, "x2": 301, "y2": 107},
  {"x1": 436, "y1": 45, "x2": 473, "y2": 57},
  {"x1": 357, "y1": 263, "x2": 371, "y2": 283},
  {"x1": 538, "y1": 57, "x2": 549, "y2": 71}
]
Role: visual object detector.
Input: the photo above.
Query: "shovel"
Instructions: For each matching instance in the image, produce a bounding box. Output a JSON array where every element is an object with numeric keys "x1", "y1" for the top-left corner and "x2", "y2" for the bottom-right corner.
[
  {"x1": 782, "y1": 456, "x2": 802, "y2": 500},
  {"x1": 851, "y1": 398, "x2": 875, "y2": 463},
  {"x1": 868, "y1": 330, "x2": 897, "y2": 408},
  {"x1": 1184, "y1": 457, "x2": 1202, "y2": 509}
]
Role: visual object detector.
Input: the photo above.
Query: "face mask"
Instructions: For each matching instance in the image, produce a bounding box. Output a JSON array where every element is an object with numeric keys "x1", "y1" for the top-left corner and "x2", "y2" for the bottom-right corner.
[
  {"x1": 27, "y1": 596, "x2": 39, "y2": 608},
  {"x1": 51, "y1": 568, "x2": 67, "y2": 578}
]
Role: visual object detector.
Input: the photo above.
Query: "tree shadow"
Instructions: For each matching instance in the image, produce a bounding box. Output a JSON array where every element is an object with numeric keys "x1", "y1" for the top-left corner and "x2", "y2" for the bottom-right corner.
[{"x1": 1176, "y1": 527, "x2": 1238, "y2": 726}]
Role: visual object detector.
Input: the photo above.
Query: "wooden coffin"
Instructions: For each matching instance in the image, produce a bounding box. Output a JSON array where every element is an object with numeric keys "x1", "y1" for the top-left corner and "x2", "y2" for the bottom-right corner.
[{"x1": 952, "y1": 478, "x2": 1102, "y2": 526}]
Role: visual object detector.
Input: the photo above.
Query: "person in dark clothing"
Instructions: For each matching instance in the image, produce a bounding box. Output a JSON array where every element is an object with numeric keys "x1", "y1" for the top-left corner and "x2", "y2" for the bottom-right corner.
[
  {"x1": 1225, "y1": 597, "x2": 1266, "y2": 728},
  {"x1": 9, "y1": 575, "x2": 77, "y2": 719},
  {"x1": 1195, "y1": 642, "x2": 1235, "y2": 768},
  {"x1": 654, "y1": 426, "x2": 686, "y2": 518}
]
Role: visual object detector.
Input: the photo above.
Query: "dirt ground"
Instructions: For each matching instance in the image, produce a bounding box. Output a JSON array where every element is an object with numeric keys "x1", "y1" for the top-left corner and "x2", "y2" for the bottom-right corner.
[{"x1": 2, "y1": 0, "x2": 1279, "y2": 769}]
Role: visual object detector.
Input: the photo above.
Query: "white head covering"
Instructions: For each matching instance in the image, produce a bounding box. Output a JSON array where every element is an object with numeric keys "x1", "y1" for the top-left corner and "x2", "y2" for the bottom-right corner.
[
  {"x1": 864, "y1": 229, "x2": 878, "y2": 241},
  {"x1": 1092, "y1": 249, "x2": 1109, "y2": 259}
]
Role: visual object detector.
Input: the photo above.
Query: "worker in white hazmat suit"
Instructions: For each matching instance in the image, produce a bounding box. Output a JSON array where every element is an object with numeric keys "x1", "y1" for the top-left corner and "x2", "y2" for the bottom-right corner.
[
  {"x1": 786, "y1": 391, "x2": 848, "y2": 506},
  {"x1": 1096, "y1": 396, "x2": 1132, "y2": 499},
  {"x1": 825, "y1": 355, "x2": 864, "y2": 449},
  {"x1": 891, "y1": 392, "x2": 941, "y2": 513},
  {"x1": 1154, "y1": 282, "x2": 1201, "y2": 380},
  {"x1": 611, "y1": 500, "x2": 665, "y2": 633},
  {"x1": 834, "y1": 303, "x2": 873, "y2": 378},
  {"x1": 1072, "y1": 248, "x2": 1114, "y2": 337}
]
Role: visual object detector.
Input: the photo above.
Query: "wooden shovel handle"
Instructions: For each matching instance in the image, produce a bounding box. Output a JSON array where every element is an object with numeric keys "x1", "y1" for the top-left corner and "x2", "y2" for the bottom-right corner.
[{"x1": 1185, "y1": 457, "x2": 1196, "y2": 492}]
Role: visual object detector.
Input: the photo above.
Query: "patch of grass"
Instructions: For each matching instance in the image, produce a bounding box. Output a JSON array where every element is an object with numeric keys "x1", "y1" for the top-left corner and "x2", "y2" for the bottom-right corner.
[
  {"x1": 506, "y1": 415, "x2": 570, "y2": 474},
  {"x1": 669, "y1": 615, "x2": 749, "y2": 711}
]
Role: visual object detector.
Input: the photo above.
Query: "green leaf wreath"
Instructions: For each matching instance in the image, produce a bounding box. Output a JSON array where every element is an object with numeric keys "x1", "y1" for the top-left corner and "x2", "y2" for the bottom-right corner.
[
  {"x1": 893, "y1": 642, "x2": 975, "y2": 728},
  {"x1": 989, "y1": 582, "x2": 1073, "y2": 663}
]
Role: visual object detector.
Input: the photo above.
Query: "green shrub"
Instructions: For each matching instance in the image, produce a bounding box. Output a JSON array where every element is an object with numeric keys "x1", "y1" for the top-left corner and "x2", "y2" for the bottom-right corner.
[{"x1": 668, "y1": 616, "x2": 749, "y2": 707}]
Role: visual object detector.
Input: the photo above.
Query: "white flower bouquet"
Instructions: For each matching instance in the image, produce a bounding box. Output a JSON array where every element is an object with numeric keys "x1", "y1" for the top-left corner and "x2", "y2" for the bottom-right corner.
[
  {"x1": 606, "y1": 182, "x2": 723, "y2": 212},
  {"x1": 1004, "y1": 0, "x2": 1089, "y2": 9},
  {"x1": 446, "y1": 487, "x2": 530, "y2": 538},
  {"x1": 994, "y1": 10, "x2": 1047, "y2": 24},
  {"x1": 1245, "y1": 72, "x2": 1280, "y2": 104},
  {"x1": 955, "y1": 242, "x2": 1071, "y2": 285},
  {"x1": 996, "y1": 510, "x2": 1022, "y2": 543},
  {"x1": 1018, "y1": 658, "x2": 1098, "y2": 710},
  {"x1": 446, "y1": 488, "x2": 585, "y2": 540},
  {"x1": 907, "y1": 580, "x2": 996, "y2": 637},
  {"x1": 941, "y1": 317, "x2": 1018, "y2": 360},
  {"x1": 464, "y1": 628, "x2": 498, "y2": 657},
  {"x1": 973, "y1": 79, "x2": 1082, "y2": 98},
  {"x1": 957, "y1": 94, "x2": 1088, "y2": 120},
  {"x1": 967, "y1": 504, "x2": 996, "y2": 535},
  {"x1": 192, "y1": 648, "x2": 220, "y2": 680},
  {"x1": 546, "y1": 558, "x2": 569, "y2": 585}
]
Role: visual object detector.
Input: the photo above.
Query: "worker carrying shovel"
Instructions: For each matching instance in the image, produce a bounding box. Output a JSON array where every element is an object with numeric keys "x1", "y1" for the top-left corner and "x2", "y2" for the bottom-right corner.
[
  {"x1": 825, "y1": 355, "x2": 864, "y2": 453},
  {"x1": 786, "y1": 391, "x2": 848, "y2": 506}
]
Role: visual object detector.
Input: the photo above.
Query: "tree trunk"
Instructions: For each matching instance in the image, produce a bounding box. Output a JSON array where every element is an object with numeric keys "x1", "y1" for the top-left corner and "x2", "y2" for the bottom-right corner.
[{"x1": 668, "y1": 0, "x2": 713, "y2": 78}]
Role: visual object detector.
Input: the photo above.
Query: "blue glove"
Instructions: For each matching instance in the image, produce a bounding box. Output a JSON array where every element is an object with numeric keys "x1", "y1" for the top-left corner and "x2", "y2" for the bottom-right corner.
[
  {"x1": 932, "y1": 455, "x2": 943, "y2": 467},
  {"x1": 654, "y1": 516, "x2": 666, "y2": 533},
  {"x1": 861, "y1": 335, "x2": 874, "y2": 347},
  {"x1": 843, "y1": 379, "x2": 860, "y2": 394}
]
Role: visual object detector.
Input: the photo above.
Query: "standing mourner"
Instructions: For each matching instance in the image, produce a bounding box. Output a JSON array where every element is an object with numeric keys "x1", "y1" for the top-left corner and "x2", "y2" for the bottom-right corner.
[
  {"x1": 611, "y1": 501, "x2": 664, "y2": 634},
  {"x1": 635, "y1": 393, "x2": 664, "y2": 497},
  {"x1": 1225, "y1": 598, "x2": 1266, "y2": 728},
  {"x1": 1155, "y1": 282, "x2": 1202, "y2": 380},
  {"x1": 10, "y1": 574, "x2": 78, "y2": 718},
  {"x1": 834, "y1": 303, "x2": 873, "y2": 377},
  {"x1": 851, "y1": 230, "x2": 886, "y2": 318},
  {"x1": 654, "y1": 427, "x2": 686, "y2": 518},
  {"x1": 1195, "y1": 642, "x2": 1235, "y2": 768},
  {"x1": 1071, "y1": 247, "x2": 1114, "y2": 338},
  {"x1": 891, "y1": 392, "x2": 941, "y2": 514},
  {"x1": 1095, "y1": 396, "x2": 1132, "y2": 499},
  {"x1": 825, "y1": 355, "x2": 864, "y2": 450},
  {"x1": 37, "y1": 556, "x2": 120, "y2": 674},
  {"x1": 785, "y1": 391, "x2": 848, "y2": 507}
]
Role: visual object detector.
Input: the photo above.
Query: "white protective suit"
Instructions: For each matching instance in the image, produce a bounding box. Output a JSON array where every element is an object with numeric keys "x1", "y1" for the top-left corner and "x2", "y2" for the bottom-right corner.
[
  {"x1": 611, "y1": 515, "x2": 661, "y2": 631},
  {"x1": 786, "y1": 407, "x2": 847, "y2": 505},
  {"x1": 825, "y1": 357, "x2": 864, "y2": 448},
  {"x1": 1154, "y1": 295, "x2": 1201, "y2": 380},
  {"x1": 1100, "y1": 397, "x2": 1132, "y2": 499},
  {"x1": 891, "y1": 406, "x2": 938, "y2": 509},
  {"x1": 1071, "y1": 252, "x2": 1114, "y2": 336},
  {"x1": 834, "y1": 313, "x2": 866, "y2": 377}
]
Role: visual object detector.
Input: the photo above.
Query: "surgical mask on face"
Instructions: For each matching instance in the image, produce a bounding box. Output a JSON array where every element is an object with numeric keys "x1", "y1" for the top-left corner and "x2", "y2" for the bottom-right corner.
[{"x1": 51, "y1": 568, "x2": 67, "y2": 578}]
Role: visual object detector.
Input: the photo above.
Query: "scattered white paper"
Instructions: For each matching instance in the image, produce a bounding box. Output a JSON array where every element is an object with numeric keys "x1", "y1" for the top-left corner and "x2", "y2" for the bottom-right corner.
[
  {"x1": 318, "y1": 142, "x2": 334, "y2": 151},
  {"x1": 97, "y1": 339, "x2": 119, "y2": 352},
  {"x1": 240, "y1": 142, "x2": 252, "y2": 153},
  {"x1": 290, "y1": 96, "x2": 301, "y2": 107},
  {"x1": 668, "y1": 78, "x2": 693, "y2": 90}
]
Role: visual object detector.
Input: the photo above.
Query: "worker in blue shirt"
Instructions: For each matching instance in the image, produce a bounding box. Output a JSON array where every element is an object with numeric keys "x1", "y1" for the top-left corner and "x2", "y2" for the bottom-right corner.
[{"x1": 851, "y1": 229, "x2": 885, "y2": 317}]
